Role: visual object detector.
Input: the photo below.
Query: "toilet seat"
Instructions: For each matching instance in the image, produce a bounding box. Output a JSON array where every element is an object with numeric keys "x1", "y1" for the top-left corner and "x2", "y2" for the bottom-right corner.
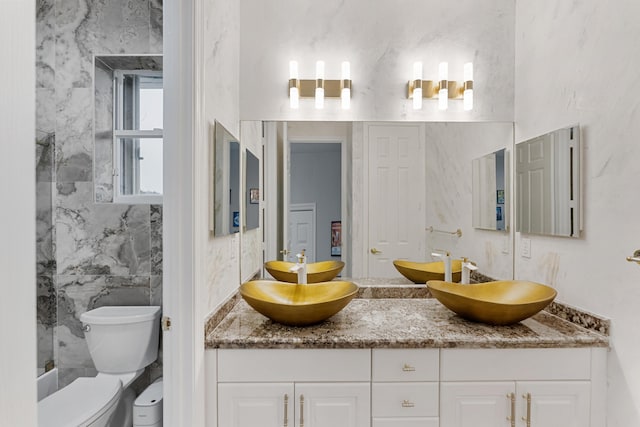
[{"x1": 38, "y1": 376, "x2": 122, "y2": 427}]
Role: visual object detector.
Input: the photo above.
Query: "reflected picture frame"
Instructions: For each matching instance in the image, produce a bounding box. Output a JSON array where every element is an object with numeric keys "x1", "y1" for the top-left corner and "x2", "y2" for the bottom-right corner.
[{"x1": 249, "y1": 188, "x2": 259, "y2": 204}]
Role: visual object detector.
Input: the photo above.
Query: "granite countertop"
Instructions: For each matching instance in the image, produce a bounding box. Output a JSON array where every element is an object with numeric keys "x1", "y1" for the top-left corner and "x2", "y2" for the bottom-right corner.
[{"x1": 205, "y1": 297, "x2": 609, "y2": 350}]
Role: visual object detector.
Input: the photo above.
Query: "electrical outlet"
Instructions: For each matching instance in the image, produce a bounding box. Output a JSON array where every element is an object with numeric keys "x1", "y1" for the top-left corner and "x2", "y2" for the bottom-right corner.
[{"x1": 521, "y1": 238, "x2": 531, "y2": 258}]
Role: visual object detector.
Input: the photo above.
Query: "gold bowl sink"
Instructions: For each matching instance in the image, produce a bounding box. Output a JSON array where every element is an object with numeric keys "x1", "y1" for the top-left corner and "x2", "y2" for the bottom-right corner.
[
  {"x1": 264, "y1": 260, "x2": 345, "y2": 283},
  {"x1": 240, "y1": 280, "x2": 359, "y2": 326},
  {"x1": 426, "y1": 280, "x2": 557, "y2": 325},
  {"x1": 393, "y1": 259, "x2": 463, "y2": 283}
]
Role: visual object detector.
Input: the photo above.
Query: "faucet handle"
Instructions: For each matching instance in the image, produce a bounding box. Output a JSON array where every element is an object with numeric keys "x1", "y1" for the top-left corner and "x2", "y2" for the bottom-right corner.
[{"x1": 461, "y1": 258, "x2": 478, "y2": 270}]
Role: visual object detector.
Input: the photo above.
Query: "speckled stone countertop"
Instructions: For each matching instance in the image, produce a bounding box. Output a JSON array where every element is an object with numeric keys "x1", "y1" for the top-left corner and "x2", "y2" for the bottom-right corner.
[{"x1": 205, "y1": 297, "x2": 609, "y2": 350}]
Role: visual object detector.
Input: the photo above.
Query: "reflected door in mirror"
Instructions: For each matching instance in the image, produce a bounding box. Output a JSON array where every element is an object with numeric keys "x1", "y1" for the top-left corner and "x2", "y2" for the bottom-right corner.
[{"x1": 516, "y1": 125, "x2": 580, "y2": 237}]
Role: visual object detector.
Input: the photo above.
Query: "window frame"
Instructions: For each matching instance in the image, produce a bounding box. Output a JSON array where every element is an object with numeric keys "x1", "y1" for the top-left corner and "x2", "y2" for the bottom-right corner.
[{"x1": 112, "y1": 69, "x2": 163, "y2": 204}]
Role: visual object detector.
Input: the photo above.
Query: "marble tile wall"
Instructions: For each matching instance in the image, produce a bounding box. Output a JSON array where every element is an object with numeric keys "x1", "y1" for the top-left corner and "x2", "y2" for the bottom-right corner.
[{"x1": 35, "y1": 0, "x2": 163, "y2": 386}]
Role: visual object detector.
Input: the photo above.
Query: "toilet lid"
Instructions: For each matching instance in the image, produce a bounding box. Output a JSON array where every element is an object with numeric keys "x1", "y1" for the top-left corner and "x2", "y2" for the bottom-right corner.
[{"x1": 38, "y1": 376, "x2": 122, "y2": 427}]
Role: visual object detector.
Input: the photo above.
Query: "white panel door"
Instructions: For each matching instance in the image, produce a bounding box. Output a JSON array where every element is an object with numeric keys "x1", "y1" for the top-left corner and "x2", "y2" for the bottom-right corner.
[
  {"x1": 289, "y1": 205, "x2": 316, "y2": 263},
  {"x1": 367, "y1": 124, "x2": 425, "y2": 277},
  {"x1": 517, "y1": 381, "x2": 590, "y2": 427},
  {"x1": 218, "y1": 383, "x2": 294, "y2": 427},
  {"x1": 440, "y1": 382, "x2": 515, "y2": 427},
  {"x1": 517, "y1": 135, "x2": 552, "y2": 234},
  {"x1": 296, "y1": 383, "x2": 370, "y2": 427}
]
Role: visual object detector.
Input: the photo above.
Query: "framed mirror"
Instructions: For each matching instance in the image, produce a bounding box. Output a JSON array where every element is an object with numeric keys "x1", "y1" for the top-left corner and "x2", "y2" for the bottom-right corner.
[
  {"x1": 244, "y1": 149, "x2": 259, "y2": 231},
  {"x1": 472, "y1": 148, "x2": 508, "y2": 231},
  {"x1": 210, "y1": 120, "x2": 240, "y2": 236},
  {"x1": 516, "y1": 124, "x2": 581, "y2": 237}
]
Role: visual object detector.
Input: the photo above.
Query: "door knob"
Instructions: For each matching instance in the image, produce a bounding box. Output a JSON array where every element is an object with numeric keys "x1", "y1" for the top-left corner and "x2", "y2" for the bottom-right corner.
[
  {"x1": 280, "y1": 249, "x2": 290, "y2": 255},
  {"x1": 370, "y1": 247, "x2": 382, "y2": 254}
]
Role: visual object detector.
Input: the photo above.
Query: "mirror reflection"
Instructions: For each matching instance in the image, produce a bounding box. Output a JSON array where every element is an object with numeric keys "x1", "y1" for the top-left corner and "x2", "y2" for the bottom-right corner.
[
  {"x1": 516, "y1": 124, "x2": 581, "y2": 237},
  {"x1": 212, "y1": 121, "x2": 240, "y2": 236},
  {"x1": 472, "y1": 148, "x2": 508, "y2": 231},
  {"x1": 261, "y1": 121, "x2": 515, "y2": 281},
  {"x1": 245, "y1": 149, "x2": 259, "y2": 231}
]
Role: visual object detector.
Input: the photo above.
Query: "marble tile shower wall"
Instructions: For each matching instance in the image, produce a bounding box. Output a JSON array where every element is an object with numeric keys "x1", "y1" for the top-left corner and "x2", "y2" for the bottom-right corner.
[{"x1": 35, "y1": 0, "x2": 163, "y2": 387}]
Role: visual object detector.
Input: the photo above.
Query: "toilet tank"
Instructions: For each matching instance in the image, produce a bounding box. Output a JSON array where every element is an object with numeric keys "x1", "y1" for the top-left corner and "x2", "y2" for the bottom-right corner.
[{"x1": 81, "y1": 306, "x2": 161, "y2": 374}]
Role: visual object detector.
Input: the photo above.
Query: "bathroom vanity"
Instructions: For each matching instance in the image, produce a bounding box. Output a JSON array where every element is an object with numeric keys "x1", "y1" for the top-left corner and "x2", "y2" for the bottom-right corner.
[{"x1": 204, "y1": 289, "x2": 608, "y2": 427}]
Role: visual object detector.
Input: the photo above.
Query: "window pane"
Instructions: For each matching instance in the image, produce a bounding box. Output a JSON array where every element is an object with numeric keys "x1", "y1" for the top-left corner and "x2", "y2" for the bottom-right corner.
[
  {"x1": 118, "y1": 137, "x2": 163, "y2": 196},
  {"x1": 119, "y1": 73, "x2": 163, "y2": 131},
  {"x1": 139, "y1": 138, "x2": 163, "y2": 195}
]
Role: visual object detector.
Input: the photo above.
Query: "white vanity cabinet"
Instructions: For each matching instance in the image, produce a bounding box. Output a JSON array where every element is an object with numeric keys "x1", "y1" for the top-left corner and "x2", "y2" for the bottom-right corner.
[
  {"x1": 208, "y1": 347, "x2": 606, "y2": 427},
  {"x1": 439, "y1": 348, "x2": 605, "y2": 427},
  {"x1": 216, "y1": 349, "x2": 371, "y2": 427},
  {"x1": 371, "y1": 349, "x2": 439, "y2": 427}
]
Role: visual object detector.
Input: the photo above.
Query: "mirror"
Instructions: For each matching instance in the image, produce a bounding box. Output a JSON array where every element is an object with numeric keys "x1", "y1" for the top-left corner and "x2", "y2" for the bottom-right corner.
[
  {"x1": 211, "y1": 120, "x2": 240, "y2": 236},
  {"x1": 261, "y1": 121, "x2": 515, "y2": 281},
  {"x1": 472, "y1": 148, "x2": 508, "y2": 231},
  {"x1": 245, "y1": 149, "x2": 259, "y2": 230},
  {"x1": 516, "y1": 124, "x2": 580, "y2": 237}
]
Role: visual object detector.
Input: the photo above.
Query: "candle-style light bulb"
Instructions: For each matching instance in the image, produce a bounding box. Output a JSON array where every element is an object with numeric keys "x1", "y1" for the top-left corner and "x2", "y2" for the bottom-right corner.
[{"x1": 412, "y1": 62, "x2": 423, "y2": 110}]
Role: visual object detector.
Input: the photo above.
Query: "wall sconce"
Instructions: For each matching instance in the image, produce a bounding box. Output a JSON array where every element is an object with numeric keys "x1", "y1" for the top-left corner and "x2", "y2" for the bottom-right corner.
[
  {"x1": 407, "y1": 62, "x2": 474, "y2": 111},
  {"x1": 288, "y1": 60, "x2": 353, "y2": 109}
]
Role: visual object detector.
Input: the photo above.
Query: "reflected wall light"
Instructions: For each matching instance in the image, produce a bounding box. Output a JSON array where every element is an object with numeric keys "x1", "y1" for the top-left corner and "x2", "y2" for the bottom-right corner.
[
  {"x1": 407, "y1": 62, "x2": 474, "y2": 111},
  {"x1": 289, "y1": 61, "x2": 299, "y2": 109},
  {"x1": 287, "y1": 61, "x2": 353, "y2": 109},
  {"x1": 315, "y1": 60, "x2": 325, "y2": 109},
  {"x1": 341, "y1": 61, "x2": 351, "y2": 110},
  {"x1": 438, "y1": 62, "x2": 448, "y2": 110},
  {"x1": 463, "y1": 62, "x2": 473, "y2": 111},
  {"x1": 412, "y1": 62, "x2": 423, "y2": 110}
]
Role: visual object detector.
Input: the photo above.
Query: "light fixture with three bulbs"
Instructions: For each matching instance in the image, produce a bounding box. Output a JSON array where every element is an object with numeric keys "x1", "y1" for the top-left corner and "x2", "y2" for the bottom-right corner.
[
  {"x1": 408, "y1": 62, "x2": 474, "y2": 111},
  {"x1": 289, "y1": 60, "x2": 352, "y2": 109}
]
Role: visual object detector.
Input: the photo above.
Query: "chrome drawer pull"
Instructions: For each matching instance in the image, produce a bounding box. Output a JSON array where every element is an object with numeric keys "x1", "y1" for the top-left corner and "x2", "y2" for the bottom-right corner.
[
  {"x1": 283, "y1": 394, "x2": 288, "y2": 427},
  {"x1": 401, "y1": 400, "x2": 415, "y2": 408}
]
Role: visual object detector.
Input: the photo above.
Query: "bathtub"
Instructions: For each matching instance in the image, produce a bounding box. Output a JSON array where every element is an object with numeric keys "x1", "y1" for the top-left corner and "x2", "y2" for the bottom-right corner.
[{"x1": 37, "y1": 367, "x2": 58, "y2": 401}]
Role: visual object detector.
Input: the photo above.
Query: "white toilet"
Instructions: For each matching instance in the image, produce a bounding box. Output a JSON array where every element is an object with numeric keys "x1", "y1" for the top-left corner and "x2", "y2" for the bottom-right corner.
[{"x1": 38, "y1": 306, "x2": 161, "y2": 427}]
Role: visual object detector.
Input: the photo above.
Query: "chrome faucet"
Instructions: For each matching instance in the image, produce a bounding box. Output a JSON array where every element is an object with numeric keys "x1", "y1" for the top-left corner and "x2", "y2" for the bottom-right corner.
[
  {"x1": 461, "y1": 257, "x2": 478, "y2": 284},
  {"x1": 289, "y1": 249, "x2": 308, "y2": 284},
  {"x1": 431, "y1": 249, "x2": 452, "y2": 282}
]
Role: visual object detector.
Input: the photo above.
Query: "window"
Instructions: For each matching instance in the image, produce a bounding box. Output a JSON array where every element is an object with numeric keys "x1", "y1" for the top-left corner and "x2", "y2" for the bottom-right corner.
[{"x1": 113, "y1": 70, "x2": 163, "y2": 204}]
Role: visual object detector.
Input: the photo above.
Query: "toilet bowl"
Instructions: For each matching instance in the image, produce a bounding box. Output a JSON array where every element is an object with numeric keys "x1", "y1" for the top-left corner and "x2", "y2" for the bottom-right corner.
[
  {"x1": 38, "y1": 306, "x2": 161, "y2": 427},
  {"x1": 38, "y1": 376, "x2": 122, "y2": 427}
]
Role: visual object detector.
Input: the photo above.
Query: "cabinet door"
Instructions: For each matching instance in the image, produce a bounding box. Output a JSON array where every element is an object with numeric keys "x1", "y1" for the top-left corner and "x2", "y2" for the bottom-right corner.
[
  {"x1": 295, "y1": 383, "x2": 370, "y2": 427},
  {"x1": 517, "y1": 381, "x2": 590, "y2": 427},
  {"x1": 218, "y1": 383, "x2": 294, "y2": 427},
  {"x1": 440, "y1": 382, "x2": 515, "y2": 427}
]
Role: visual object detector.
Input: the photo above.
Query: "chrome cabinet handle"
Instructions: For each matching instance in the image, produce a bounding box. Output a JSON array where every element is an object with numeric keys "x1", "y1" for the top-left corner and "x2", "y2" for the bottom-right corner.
[
  {"x1": 299, "y1": 394, "x2": 304, "y2": 427},
  {"x1": 506, "y1": 393, "x2": 515, "y2": 427},
  {"x1": 370, "y1": 247, "x2": 382, "y2": 254},
  {"x1": 402, "y1": 363, "x2": 416, "y2": 372},
  {"x1": 283, "y1": 394, "x2": 288, "y2": 427},
  {"x1": 401, "y1": 399, "x2": 415, "y2": 408},
  {"x1": 522, "y1": 393, "x2": 531, "y2": 427}
]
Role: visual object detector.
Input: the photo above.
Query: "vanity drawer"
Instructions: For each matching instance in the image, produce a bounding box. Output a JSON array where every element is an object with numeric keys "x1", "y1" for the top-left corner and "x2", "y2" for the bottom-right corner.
[
  {"x1": 372, "y1": 349, "x2": 439, "y2": 381},
  {"x1": 218, "y1": 349, "x2": 370, "y2": 382},
  {"x1": 372, "y1": 382, "x2": 439, "y2": 417},
  {"x1": 373, "y1": 418, "x2": 439, "y2": 427}
]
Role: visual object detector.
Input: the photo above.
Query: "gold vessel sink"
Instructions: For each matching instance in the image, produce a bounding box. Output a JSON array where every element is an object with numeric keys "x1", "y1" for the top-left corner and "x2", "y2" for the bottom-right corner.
[
  {"x1": 264, "y1": 260, "x2": 345, "y2": 283},
  {"x1": 426, "y1": 280, "x2": 557, "y2": 325},
  {"x1": 240, "y1": 280, "x2": 359, "y2": 326},
  {"x1": 393, "y1": 259, "x2": 463, "y2": 283}
]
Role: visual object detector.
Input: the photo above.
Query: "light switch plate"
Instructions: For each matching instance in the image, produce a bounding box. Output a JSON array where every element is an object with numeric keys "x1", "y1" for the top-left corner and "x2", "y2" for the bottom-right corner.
[{"x1": 521, "y1": 238, "x2": 531, "y2": 258}]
